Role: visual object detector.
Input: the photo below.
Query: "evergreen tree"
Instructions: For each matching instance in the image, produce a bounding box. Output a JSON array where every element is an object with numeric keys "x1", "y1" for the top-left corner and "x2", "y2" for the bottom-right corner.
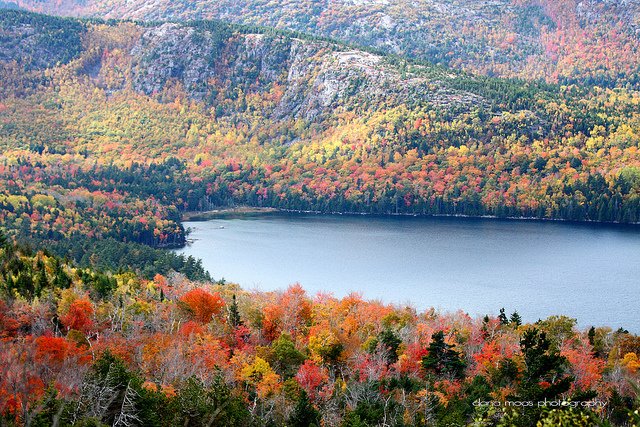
[
  {"x1": 0, "y1": 230, "x2": 8, "y2": 249},
  {"x1": 510, "y1": 311, "x2": 522, "y2": 326},
  {"x1": 369, "y1": 329, "x2": 402, "y2": 364},
  {"x1": 52, "y1": 260, "x2": 72, "y2": 289},
  {"x1": 228, "y1": 294, "x2": 242, "y2": 328},
  {"x1": 35, "y1": 268, "x2": 48, "y2": 296},
  {"x1": 508, "y1": 328, "x2": 573, "y2": 426},
  {"x1": 422, "y1": 331, "x2": 466, "y2": 379},
  {"x1": 288, "y1": 391, "x2": 320, "y2": 427},
  {"x1": 498, "y1": 308, "x2": 509, "y2": 325},
  {"x1": 587, "y1": 326, "x2": 596, "y2": 346}
]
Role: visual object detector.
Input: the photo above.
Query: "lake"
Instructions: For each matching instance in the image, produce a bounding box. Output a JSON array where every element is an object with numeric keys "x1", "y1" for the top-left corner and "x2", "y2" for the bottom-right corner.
[{"x1": 175, "y1": 214, "x2": 640, "y2": 331}]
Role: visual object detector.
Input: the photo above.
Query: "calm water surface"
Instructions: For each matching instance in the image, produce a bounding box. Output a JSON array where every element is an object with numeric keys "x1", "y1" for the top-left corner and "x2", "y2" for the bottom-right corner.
[{"x1": 175, "y1": 215, "x2": 640, "y2": 331}]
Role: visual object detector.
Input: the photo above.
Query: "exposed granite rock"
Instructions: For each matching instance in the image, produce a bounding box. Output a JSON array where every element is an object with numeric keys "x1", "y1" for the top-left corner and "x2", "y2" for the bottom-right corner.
[{"x1": 128, "y1": 23, "x2": 480, "y2": 121}]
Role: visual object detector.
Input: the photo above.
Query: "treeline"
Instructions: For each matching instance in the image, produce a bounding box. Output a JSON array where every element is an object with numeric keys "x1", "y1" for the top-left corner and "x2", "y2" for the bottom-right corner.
[
  {"x1": 2, "y1": 233, "x2": 208, "y2": 287},
  {"x1": 0, "y1": 187, "x2": 186, "y2": 248},
  {"x1": 31, "y1": 237, "x2": 211, "y2": 282},
  {"x1": 22, "y1": 154, "x2": 640, "y2": 224},
  {"x1": 0, "y1": 184, "x2": 208, "y2": 281}
]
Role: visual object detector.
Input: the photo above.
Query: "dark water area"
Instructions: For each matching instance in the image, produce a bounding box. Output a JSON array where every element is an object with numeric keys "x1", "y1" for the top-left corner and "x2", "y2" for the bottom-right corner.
[{"x1": 175, "y1": 214, "x2": 640, "y2": 331}]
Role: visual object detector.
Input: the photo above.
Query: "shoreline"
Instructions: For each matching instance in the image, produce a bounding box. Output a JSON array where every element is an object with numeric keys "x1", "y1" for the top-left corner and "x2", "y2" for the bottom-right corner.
[
  {"x1": 181, "y1": 206, "x2": 640, "y2": 228},
  {"x1": 181, "y1": 206, "x2": 279, "y2": 221}
]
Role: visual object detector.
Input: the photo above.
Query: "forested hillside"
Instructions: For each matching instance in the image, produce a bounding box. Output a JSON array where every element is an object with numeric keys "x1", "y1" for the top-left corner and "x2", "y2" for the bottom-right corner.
[
  {"x1": 12, "y1": 0, "x2": 640, "y2": 88},
  {"x1": 1, "y1": 10, "x2": 639, "y2": 235},
  {"x1": 1, "y1": 233, "x2": 640, "y2": 426}
]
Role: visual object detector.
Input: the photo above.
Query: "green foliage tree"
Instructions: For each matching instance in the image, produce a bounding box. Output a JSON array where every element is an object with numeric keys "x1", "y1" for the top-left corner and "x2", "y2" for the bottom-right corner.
[
  {"x1": 537, "y1": 407, "x2": 600, "y2": 427},
  {"x1": 170, "y1": 376, "x2": 249, "y2": 427},
  {"x1": 510, "y1": 311, "x2": 522, "y2": 327},
  {"x1": 422, "y1": 331, "x2": 466, "y2": 379},
  {"x1": 228, "y1": 294, "x2": 242, "y2": 328},
  {"x1": 288, "y1": 391, "x2": 320, "y2": 427},
  {"x1": 498, "y1": 308, "x2": 509, "y2": 325},
  {"x1": 269, "y1": 333, "x2": 305, "y2": 378},
  {"x1": 0, "y1": 230, "x2": 8, "y2": 249},
  {"x1": 81, "y1": 352, "x2": 168, "y2": 426},
  {"x1": 507, "y1": 328, "x2": 573, "y2": 426},
  {"x1": 341, "y1": 401, "x2": 385, "y2": 427},
  {"x1": 368, "y1": 328, "x2": 402, "y2": 364}
]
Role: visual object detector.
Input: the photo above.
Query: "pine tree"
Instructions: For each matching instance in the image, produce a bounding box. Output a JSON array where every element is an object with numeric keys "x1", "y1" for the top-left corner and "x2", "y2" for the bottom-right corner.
[
  {"x1": 422, "y1": 331, "x2": 466, "y2": 379},
  {"x1": 0, "y1": 230, "x2": 7, "y2": 248},
  {"x1": 508, "y1": 328, "x2": 573, "y2": 426},
  {"x1": 376, "y1": 329, "x2": 402, "y2": 364},
  {"x1": 587, "y1": 326, "x2": 596, "y2": 346},
  {"x1": 498, "y1": 308, "x2": 509, "y2": 325},
  {"x1": 288, "y1": 391, "x2": 320, "y2": 427},
  {"x1": 5, "y1": 274, "x2": 15, "y2": 293},
  {"x1": 35, "y1": 268, "x2": 48, "y2": 296},
  {"x1": 228, "y1": 294, "x2": 242, "y2": 328},
  {"x1": 510, "y1": 311, "x2": 522, "y2": 326},
  {"x1": 52, "y1": 259, "x2": 71, "y2": 289}
]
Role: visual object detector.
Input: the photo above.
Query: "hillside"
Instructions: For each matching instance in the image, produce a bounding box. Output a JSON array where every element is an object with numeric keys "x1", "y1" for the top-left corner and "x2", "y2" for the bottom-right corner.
[
  {"x1": 11, "y1": 0, "x2": 640, "y2": 87},
  {"x1": 0, "y1": 10, "x2": 481, "y2": 115},
  {"x1": 1, "y1": 233, "x2": 639, "y2": 426}
]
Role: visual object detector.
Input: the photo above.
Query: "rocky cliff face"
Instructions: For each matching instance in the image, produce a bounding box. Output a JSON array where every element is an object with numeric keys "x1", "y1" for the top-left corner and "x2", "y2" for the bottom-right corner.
[
  {"x1": 130, "y1": 25, "x2": 292, "y2": 100},
  {"x1": 125, "y1": 22, "x2": 478, "y2": 121}
]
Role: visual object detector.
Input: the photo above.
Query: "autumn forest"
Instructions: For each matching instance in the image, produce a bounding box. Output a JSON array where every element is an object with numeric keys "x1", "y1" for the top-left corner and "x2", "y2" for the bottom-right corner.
[{"x1": 1, "y1": 1, "x2": 640, "y2": 426}]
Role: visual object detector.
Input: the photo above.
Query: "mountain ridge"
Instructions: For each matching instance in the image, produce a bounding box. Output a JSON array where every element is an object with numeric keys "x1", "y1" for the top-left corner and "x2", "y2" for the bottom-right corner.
[{"x1": 11, "y1": 0, "x2": 640, "y2": 87}]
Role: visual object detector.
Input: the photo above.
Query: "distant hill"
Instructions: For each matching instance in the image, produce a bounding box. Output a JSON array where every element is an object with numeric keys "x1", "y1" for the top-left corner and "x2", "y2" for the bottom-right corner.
[{"x1": 13, "y1": 0, "x2": 640, "y2": 87}]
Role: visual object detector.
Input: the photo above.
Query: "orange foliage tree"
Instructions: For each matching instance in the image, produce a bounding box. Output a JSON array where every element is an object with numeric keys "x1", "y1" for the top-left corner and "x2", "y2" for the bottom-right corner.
[
  {"x1": 60, "y1": 299, "x2": 94, "y2": 333},
  {"x1": 179, "y1": 288, "x2": 225, "y2": 323}
]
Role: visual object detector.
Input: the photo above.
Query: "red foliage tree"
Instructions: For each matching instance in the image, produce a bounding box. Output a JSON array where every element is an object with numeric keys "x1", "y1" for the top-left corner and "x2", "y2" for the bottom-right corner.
[
  {"x1": 60, "y1": 299, "x2": 94, "y2": 333},
  {"x1": 295, "y1": 360, "x2": 328, "y2": 399},
  {"x1": 179, "y1": 288, "x2": 225, "y2": 323},
  {"x1": 35, "y1": 336, "x2": 70, "y2": 364}
]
